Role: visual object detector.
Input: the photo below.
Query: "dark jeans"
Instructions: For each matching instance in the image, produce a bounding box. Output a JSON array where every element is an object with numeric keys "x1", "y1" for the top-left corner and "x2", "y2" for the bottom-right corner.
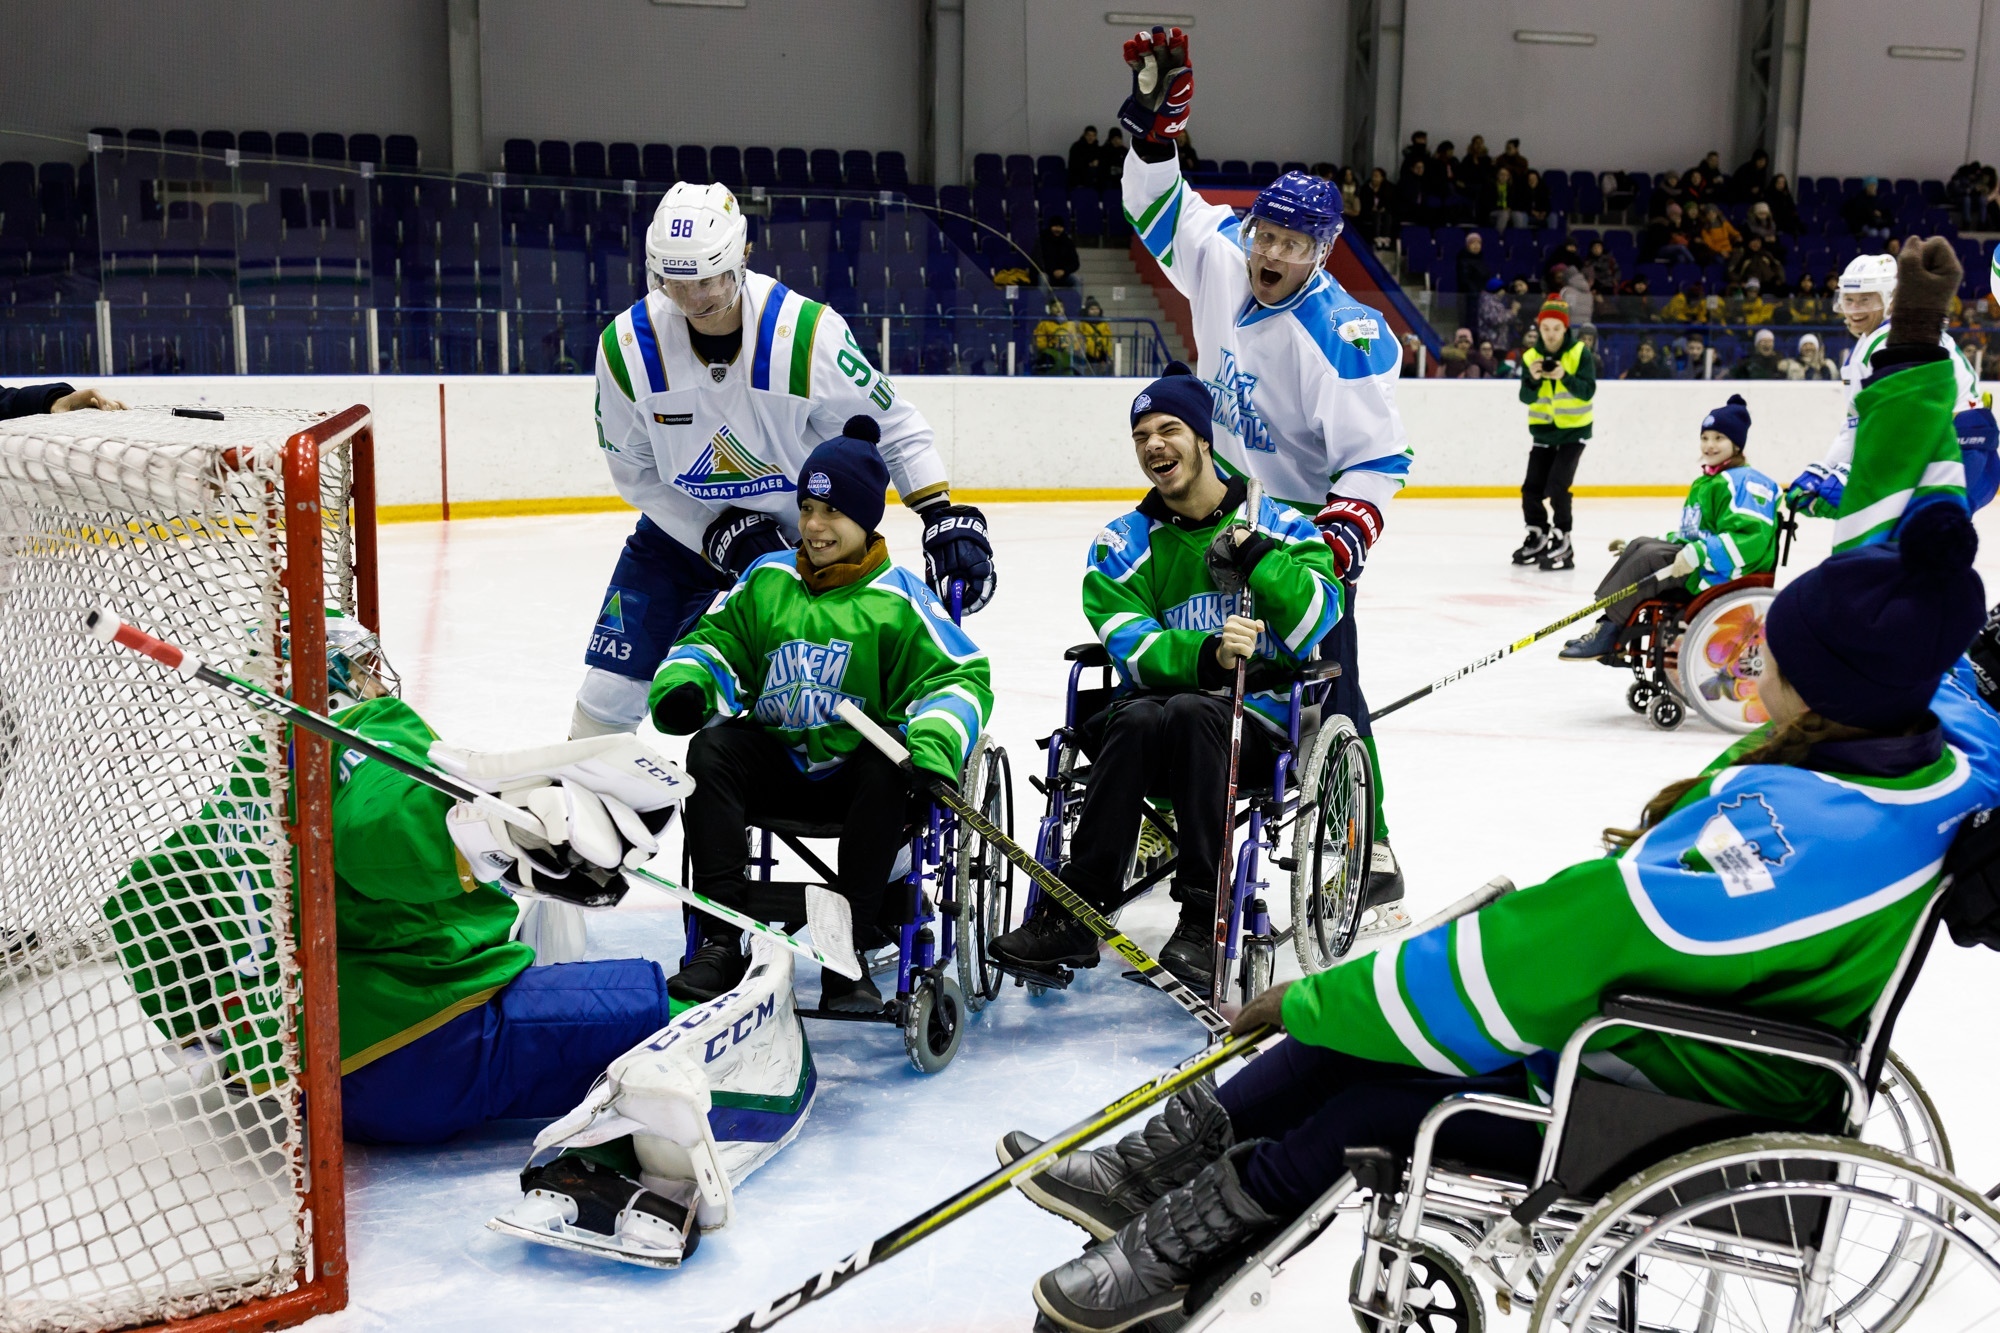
[
  {"x1": 685, "y1": 721, "x2": 911, "y2": 940},
  {"x1": 1595, "y1": 536, "x2": 1693, "y2": 625},
  {"x1": 1217, "y1": 1037, "x2": 1545, "y2": 1216},
  {"x1": 1069, "y1": 692, "x2": 1275, "y2": 913},
  {"x1": 1522, "y1": 440, "x2": 1588, "y2": 531}
]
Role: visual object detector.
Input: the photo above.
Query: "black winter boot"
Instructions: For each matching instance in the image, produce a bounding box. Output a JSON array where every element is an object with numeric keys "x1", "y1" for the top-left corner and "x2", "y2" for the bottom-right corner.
[
  {"x1": 996, "y1": 1079, "x2": 1233, "y2": 1240},
  {"x1": 819, "y1": 947, "x2": 884, "y2": 1014},
  {"x1": 1537, "y1": 529, "x2": 1575, "y2": 570},
  {"x1": 1157, "y1": 894, "x2": 1216, "y2": 994},
  {"x1": 1033, "y1": 1142, "x2": 1279, "y2": 1332},
  {"x1": 1510, "y1": 526, "x2": 1549, "y2": 565},
  {"x1": 1559, "y1": 616, "x2": 1623, "y2": 661},
  {"x1": 667, "y1": 932, "x2": 749, "y2": 1003},
  {"x1": 991, "y1": 896, "x2": 1101, "y2": 974}
]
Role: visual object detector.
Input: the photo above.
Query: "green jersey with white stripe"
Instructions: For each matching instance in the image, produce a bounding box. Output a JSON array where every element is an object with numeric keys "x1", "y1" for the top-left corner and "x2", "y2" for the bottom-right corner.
[
  {"x1": 1667, "y1": 465, "x2": 1779, "y2": 591},
  {"x1": 1081, "y1": 477, "x2": 1343, "y2": 731},
  {"x1": 1834, "y1": 353, "x2": 1971, "y2": 550},
  {"x1": 649, "y1": 544, "x2": 992, "y2": 783}
]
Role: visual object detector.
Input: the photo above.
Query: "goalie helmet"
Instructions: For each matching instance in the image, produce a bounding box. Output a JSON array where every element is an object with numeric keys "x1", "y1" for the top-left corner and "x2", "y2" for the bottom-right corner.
[
  {"x1": 1837, "y1": 253, "x2": 1898, "y2": 313},
  {"x1": 645, "y1": 182, "x2": 747, "y2": 288},
  {"x1": 262, "y1": 608, "x2": 401, "y2": 711}
]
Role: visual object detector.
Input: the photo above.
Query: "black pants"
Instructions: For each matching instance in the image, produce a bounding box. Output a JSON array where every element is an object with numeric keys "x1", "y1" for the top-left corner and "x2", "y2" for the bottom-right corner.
[
  {"x1": 1217, "y1": 1037, "x2": 1545, "y2": 1216},
  {"x1": 1069, "y1": 692, "x2": 1274, "y2": 914},
  {"x1": 1594, "y1": 536, "x2": 1693, "y2": 625},
  {"x1": 685, "y1": 722, "x2": 910, "y2": 942},
  {"x1": 1521, "y1": 440, "x2": 1588, "y2": 531}
]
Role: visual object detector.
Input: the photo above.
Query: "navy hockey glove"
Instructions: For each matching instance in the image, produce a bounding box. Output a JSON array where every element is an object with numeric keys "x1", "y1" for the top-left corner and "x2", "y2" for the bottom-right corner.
[
  {"x1": 703, "y1": 507, "x2": 792, "y2": 578},
  {"x1": 1314, "y1": 497, "x2": 1383, "y2": 582},
  {"x1": 1785, "y1": 462, "x2": 1844, "y2": 512},
  {"x1": 921, "y1": 503, "x2": 996, "y2": 613},
  {"x1": 1118, "y1": 26, "x2": 1193, "y2": 145}
]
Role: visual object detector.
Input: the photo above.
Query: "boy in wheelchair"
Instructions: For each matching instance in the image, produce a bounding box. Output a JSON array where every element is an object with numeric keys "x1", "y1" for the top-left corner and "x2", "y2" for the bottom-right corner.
[
  {"x1": 1011, "y1": 247, "x2": 1998, "y2": 1328},
  {"x1": 1560, "y1": 393, "x2": 1780, "y2": 662},
  {"x1": 989, "y1": 365, "x2": 1345, "y2": 994},
  {"x1": 647, "y1": 423, "x2": 993, "y2": 1011}
]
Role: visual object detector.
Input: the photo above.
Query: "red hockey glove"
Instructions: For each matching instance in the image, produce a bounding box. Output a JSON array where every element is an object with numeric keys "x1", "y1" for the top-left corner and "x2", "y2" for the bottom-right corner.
[
  {"x1": 1315, "y1": 497, "x2": 1383, "y2": 581},
  {"x1": 1118, "y1": 27, "x2": 1194, "y2": 145}
]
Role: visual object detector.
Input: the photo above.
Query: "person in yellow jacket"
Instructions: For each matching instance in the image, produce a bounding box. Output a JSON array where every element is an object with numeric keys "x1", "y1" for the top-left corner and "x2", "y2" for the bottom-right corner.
[{"x1": 1513, "y1": 297, "x2": 1597, "y2": 570}]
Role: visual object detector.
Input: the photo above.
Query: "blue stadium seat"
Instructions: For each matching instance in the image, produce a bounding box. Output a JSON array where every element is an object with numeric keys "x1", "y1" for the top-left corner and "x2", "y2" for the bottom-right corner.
[
  {"x1": 1221, "y1": 159, "x2": 1249, "y2": 178},
  {"x1": 608, "y1": 142, "x2": 641, "y2": 181},
  {"x1": 641, "y1": 144, "x2": 674, "y2": 183},
  {"x1": 539, "y1": 140, "x2": 572, "y2": 178},
  {"x1": 677, "y1": 145, "x2": 709, "y2": 185},
  {"x1": 844, "y1": 151, "x2": 875, "y2": 188},
  {"x1": 1250, "y1": 160, "x2": 1279, "y2": 182},
  {"x1": 312, "y1": 133, "x2": 346, "y2": 163},
  {"x1": 877, "y1": 151, "x2": 909, "y2": 189},
  {"x1": 1069, "y1": 187, "x2": 1104, "y2": 242},
  {"x1": 972, "y1": 154, "x2": 1002, "y2": 186},
  {"x1": 1005, "y1": 154, "x2": 1033, "y2": 186},
  {"x1": 573, "y1": 141, "x2": 608, "y2": 179},
  {"x1": 776, "y1": 148, "x2": 809, "y2": 188},
  {"x1": 1037, "y1": 155, "x2": 1066, "y2": 189},
  {"x1": 503, "y1": 139, "x2": 537, "y2": 175},
  {"x1": 384, "y1": 134, "x2": 420, "y2": 169},
  {"x1": 744, "y1": 147, "x2": 777, "y2": 188},
  {"x1": 810, "y1": 149, "x2": 844, "y2": 187},
  {"x1": 710, "y1": 146, "x2": 743, "y2": 188}
]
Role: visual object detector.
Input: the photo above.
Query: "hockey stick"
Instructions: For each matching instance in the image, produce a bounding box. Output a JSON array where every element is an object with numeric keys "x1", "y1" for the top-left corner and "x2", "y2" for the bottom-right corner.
[
  {"x1": 835, "y1": 700, "x2": 1232, "y2": 1040},
  {"x1": 720, "y1": 1023, "x2": 1283, "y2": 1332},
  {"x1": 1369, "y1": 567, "x2": 1679, "y2": 723},
  {"x1": 1210, "y1": 477, "x2": 1261, "y2": 1007},
  {"x1": 87, "y1": 610, "x2": 862, "y2": 981}
]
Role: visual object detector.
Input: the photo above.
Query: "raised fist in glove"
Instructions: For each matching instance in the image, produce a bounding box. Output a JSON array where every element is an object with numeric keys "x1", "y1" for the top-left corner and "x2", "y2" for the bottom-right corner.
[
  {"x1": 704, "y1": 506, "x2": 792, "y2": 578},
  {"x1": 921, "y1": 503, "x2": 996, "y2": 613},
  {"x1": 1888, "y1": 235, "x2": 1962, "y2": 348},
  {"x1": 1314, "y1": 496, "x2": 1383, "y2": 582},
  {"x1": 1119, "y1": 26, "x2": 1193, "y2": 146}
]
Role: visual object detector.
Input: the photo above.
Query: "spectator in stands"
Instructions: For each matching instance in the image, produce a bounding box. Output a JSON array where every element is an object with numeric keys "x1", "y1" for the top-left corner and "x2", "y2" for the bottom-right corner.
[
  {"x1": 1690, "y1": 150, "x2": 1724, "y2": 187},
  {"x1": 1609, "y1": 273, "x2": 1654, "y2": 323},
  {"x1": 1561, "y1": 266, "x2": 1594, "y2": 327},
  {"x1": 1694, "y1": 204, "x2": 1740, "y2": 262},
  {"x1": 1399, "y1": 332, "x2": 1426, "y2": 378},
  {"x1": 1733, "y1": 328, "x2": 1783, "y2": 379},
  {"x1": 1103, "y1": 129, "x2": 1127, "y2": 183},
  {"x1": 1842, "y1": 178, "x2": 1892, "y2": 240},
  {"x1": 1661, "y1": 281, "x2": 1708, "y2": 327},
  {"x1": 1032, "y1": 297, "x2": 1078, "y2": 375},
  {"x1": 1737, "y1": 279, "x2": 1779, "y2": 327},
  {"x1": 1036, "y1": 215, "x2": 1080, "y2": 287},
  {"x1": 1523, "y1": 170, "x2": 1553, "y2": 229},
  {"x1": 1778, "y1": 272, "x2": 1823, "y2": 325},
  {"x1": 1462, "y1": 136, "x2": 1494, "y2": 199},
  {"x1": 1440, "y1": 327, "x2": 1480, "y2": 378},
  {"x1": 1430, "y1": 140, "x2": 1470, "y2": 223},
  {"x1": 1575, "y1": 322, "x2": 1599, "y2": 358},
  {"x1": 1359, "y1": 167, "x2": 1396, "y2": 244},
  {"x1": 1743, "y1": 201, "x2": 1779, "y2": 248},
  {"x1": 1543, "y1": 237, "x2": 1582, "y2": 289},
  {"x1": 1401, "y1": 130, "x2": 1431, "y2": 178},
  {"x1": 1314, "y1": 162, "x2": 1339, "y2": 181},
  {"x1": 1340, "y1": 167, "x2": 1362, "y2": 229},
  {"x1": 1583, "y1": 238, "x2": 1621, "y2": 294},
  {"x1": 1729, "y1": 235, "x2": 1784, "y2": 292},
  {"x1": 1492, "y1": 338, "x2": 1521, "y2": 378},
  {"x1": 0, "y1": 383, "x2": 125, "y2": 418},
  {"x1": 1650, "y1": 170, "x2": 1686, "y2": 218},
  {"x1": 1506, "y1": 276, "x2": 1536, "y2": 341},
  {"x1": 1487, "y1": 167, "x2": 1527, "y2": 231},
  {"x1": 1623, "y1": 338, "x2": 1672, "y2": 379},
  {"x1": 1397, "y1": 158, "x2": 1431, "y2": 225},
  {"x1": 1767, "y1": 174, "x2": 1802, "y2": 234},
  {"x1": 1068, "y1": 127, "x2": 1104, "y2": 190},
  {"x1": 1477, "y1": 275, "x2": 1514, "y2": 347},
  {"x1": 1783, "y1": 332, "x2": 1837, "y2": 381},
  {"x1": 1456, "y1": 231, "x2": 1492, "y2": 297},
  {"x1": 1686, "y1": 167, "x2": 1717, "y2": 208},
  {"x1": 1677, "y1": 333, "x2": 1711, "y2": 380},
  {"x1": 1729, "y1": 149, "x2": 1771, "y2": 203},
  {"x1": 1950, "y1": 161, "x2": 1987, "y2": 228},
  {"x1": 1496, "y1": 138, "x2": 1529, "y2": 183},
  {"x1": 1078, "y1": 297, "x2": 1113, "y2": 372},
  {"x1": 1642, "y1": 202, "x2": 1695, "y2": 265}
]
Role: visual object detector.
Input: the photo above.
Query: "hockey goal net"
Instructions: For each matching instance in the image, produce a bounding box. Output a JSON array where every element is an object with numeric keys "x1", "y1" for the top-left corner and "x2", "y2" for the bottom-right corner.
[{"x1": 0, "y1": 404, "x2": 372, "y2": 1332}]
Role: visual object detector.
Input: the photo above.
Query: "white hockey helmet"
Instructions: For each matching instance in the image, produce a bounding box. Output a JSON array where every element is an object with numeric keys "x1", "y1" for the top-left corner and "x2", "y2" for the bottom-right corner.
[
  {"x1": 1836, "y1": 253, "x2": 1898, "y2": 313},
  {"x1": 645, "y1": 182, "x2": 747, "y2": 288}
]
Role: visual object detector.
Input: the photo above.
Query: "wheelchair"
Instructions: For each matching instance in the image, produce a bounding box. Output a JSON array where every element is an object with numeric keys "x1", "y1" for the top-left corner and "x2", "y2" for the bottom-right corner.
[
  {"x1": 1024, "y1": 641, "x2": 1376, "y2": 998},
  {"x1": 1178, "y1": 887, "x2": 1987, "y2": 1333},
  {"x1": 673, "y1": 584, "x2": 1018, "y2": 1075},
  {"x1": 1608, "y1": 509, "x2": 1798, "y2": 734}
]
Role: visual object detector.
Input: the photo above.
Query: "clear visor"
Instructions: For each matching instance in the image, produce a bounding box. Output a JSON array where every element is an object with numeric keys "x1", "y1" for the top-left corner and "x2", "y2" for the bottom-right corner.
[
  {"x1": 1240, "y1": 218, "x2": 1322, "y2": 265},
  {"x1": 1836, "y1": 289, "x2": 1885, "y2": 316},
  {"x1": 657, "y1": 269, "x2": 741, "y2": 321}
]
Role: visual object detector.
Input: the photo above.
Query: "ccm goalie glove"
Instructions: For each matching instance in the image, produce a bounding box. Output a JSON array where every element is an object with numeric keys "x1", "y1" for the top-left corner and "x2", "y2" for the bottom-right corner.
[
  {"x1": 703, "y1": 506, "x2": 792, "y2": 578},
  {"x1": 921, "y1": 503, "x2": 997, "y2": 613},
  {"x1": 1119, "y1": 26, "x2": 1193, "y2": 145},
  {"x1": 1314, "y1": 497, "x2": 1383, "y2": 582}
]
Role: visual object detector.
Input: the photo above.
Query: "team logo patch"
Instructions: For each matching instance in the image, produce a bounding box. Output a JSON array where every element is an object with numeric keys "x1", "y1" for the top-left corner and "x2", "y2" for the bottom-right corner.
[
  {"x1": 654, "y1": 412, "x2": 693, "y2": 425},
  {"x1": 1681, "y1": 793, "x2": 1793, "y2": 897},
  {"x1": 1132, "y1": 392, "x2": 1152, "y2": 414},
  {"x1": 710, "y1": 363, "x2": 728, "y2": 383},
  {"x1": 756, "y1": 639, "x2": 863, "y2": 730},
  {"x1": 1210, "y1": 350, "x2": 1272, "y2": 453},
  {"x1": 1337, "y1": 317, "x2": 1379, "y2": 353},
  {"x1": 1702, "y1": 412, "x2": 1717, "y2": 429},
  {"x1": 808, "y1": 471, "x2": 832, "y2": 497},
  {"x1": 673, "y1": 425, "x2": 797, "y2": 501}
]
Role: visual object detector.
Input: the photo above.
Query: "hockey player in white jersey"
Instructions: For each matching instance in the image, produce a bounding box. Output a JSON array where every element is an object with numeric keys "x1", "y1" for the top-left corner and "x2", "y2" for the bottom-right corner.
[
  {"x1": 1787, "y1": 251, "x2": 1990, "y2": 519},
  {"x1": 573, "y1": 183, "x2": 996, "y2": 741},
  {"x1": 1117, "y1": 25, "x2": 1412, "y2": 918}
]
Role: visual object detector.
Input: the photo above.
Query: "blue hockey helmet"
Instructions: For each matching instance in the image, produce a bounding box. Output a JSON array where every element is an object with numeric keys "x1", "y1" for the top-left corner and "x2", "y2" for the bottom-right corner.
[{"x1": 1247, "y1": 170, "x2": 1344, "y2": 251}]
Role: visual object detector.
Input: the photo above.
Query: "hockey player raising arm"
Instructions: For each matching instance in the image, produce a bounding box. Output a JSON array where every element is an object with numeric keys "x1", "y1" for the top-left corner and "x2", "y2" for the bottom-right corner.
[
  {"x1": 575, "y1": 183, "x2": 995, "y2": 741},
  {"x1": 646, "y1": 420, "x2": 993, "y2": 1011},
  {"x1": 1008, "y1": 240, "x2": 2000, "y2": 1333},
  {"x1": 1117, "y1": 25, "x2": 1412, "y2": 920}
]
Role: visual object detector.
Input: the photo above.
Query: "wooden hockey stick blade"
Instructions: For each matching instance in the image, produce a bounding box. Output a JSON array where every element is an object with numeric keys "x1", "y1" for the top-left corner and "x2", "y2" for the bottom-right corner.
[
  {"x1": 834, "y1": 701, "x2": 1231, "y2": 1038},
  {"x1": 621, "y1": 859, "x2": 863, "y2": 980},
  {"x1": 719, "y1": 1025, "x2": 1283, "y2": 1333}
]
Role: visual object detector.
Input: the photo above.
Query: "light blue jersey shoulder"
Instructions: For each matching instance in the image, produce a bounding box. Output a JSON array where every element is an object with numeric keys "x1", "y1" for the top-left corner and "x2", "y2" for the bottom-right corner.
[
  {"x1": 1089, "y1": 508, "x2": 1159, "y2": 582},
  {"x1": 1728, "y1": 467, "x2": 1780, "y2": 515},
  {"x1": 1237, "y1": 269, "x2": 1400, "y2": 381}
]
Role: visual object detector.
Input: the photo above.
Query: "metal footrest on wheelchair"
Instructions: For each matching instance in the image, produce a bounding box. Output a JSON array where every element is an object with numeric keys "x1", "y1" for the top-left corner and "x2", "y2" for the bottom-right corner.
[
  {"x1": 1002, "y1": 960, "x2": 1076, "y2": 991},
  {"x1": 792, "y1": 1001, "x2": 899, "y2": 1024}
]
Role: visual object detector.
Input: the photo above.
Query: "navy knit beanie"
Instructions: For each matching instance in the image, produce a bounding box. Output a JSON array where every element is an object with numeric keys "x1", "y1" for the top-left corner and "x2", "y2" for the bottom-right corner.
[
  {"x1": 1130, "y1": 361, "x2": 1213, "y2": 441},
  {"x1": 1701, "y1": 394, "x2": 1751, "y2": 453},
  {"x1": 798, "y1": 416, "x2": 889, "y2": 534},
  {"x1": 1763, "y1": 504, "x2": 1984, "y2": 730}
]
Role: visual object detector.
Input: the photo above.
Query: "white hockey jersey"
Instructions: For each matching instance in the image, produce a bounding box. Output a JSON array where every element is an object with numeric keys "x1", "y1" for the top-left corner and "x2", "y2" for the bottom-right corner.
[
  {"x1": 594, "y1": 272, "x2": 951, "y2": 555},
  {"x1": 1821, "y1": 323, "x2": 1981, "y2": 474},
  {"x1": 1123, "y1": 151, "x2": 1414, "y2": 511}
]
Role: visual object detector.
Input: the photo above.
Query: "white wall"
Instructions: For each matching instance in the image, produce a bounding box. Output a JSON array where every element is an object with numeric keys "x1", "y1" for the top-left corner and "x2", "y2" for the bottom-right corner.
[
  {"x1": 962, "y1": 0, "x2": 1347, "y2": 167},
  {"x1": 1398, "y1": 0, "x2": 1741, "y2": 174},
  {"x1": 33, "y1": 376, "x2": 1852, "y2": 512},
  {"x1": 1797, "y1": 0, "x2": 1985, "y2": 180},
  {"x1": 0, "y1": 2, "x2": 450, "y2": 167},
  {"x1": 477, "y1": 0, "x2": 926, "y2": 166}
]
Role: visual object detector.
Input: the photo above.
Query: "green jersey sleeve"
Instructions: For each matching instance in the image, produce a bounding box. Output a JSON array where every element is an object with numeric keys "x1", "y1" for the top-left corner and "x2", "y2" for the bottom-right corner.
[
  {"x1": 328, "y1": 697, "x2": 467, "y2": 906},
  {"x1": 649, "y1": 570, "x2": 763, "y2": 724},
  {"x1": 875, "y1": 567, "x2": 995, "y2": 783}
]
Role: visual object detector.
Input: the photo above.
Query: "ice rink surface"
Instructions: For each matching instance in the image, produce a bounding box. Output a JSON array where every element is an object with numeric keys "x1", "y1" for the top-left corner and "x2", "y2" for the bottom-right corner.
[{"x1": 318, "y1": 496, "x2": 2000, "y2": 1332}]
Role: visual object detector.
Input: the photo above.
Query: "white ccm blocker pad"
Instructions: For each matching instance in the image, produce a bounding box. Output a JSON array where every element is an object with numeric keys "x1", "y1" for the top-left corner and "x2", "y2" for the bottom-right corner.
[{"x1": 487, "y1": 938, "x2": 815, "y2": 1267}]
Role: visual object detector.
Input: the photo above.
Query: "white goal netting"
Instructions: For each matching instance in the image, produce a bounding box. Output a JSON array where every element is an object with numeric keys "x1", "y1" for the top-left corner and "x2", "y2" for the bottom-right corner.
[{"x1": 0, "y1": 406, "x2": 362, "y2": 1333}]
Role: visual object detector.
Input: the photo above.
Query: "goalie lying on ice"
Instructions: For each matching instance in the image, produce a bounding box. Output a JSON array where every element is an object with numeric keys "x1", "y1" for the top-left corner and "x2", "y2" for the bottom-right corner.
[{"x1": 487, "y1": 935, "x2": 814, "y2": 1268}]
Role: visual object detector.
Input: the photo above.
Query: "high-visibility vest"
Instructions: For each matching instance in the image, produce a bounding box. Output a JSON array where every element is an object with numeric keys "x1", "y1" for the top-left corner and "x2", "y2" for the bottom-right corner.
[{"x1": 1524, "y1": 340, "x2": 1592, "y2": 430}]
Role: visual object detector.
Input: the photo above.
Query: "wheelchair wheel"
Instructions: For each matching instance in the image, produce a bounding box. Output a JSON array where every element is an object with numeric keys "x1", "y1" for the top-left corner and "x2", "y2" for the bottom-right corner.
[
  {"x1": 1349, "y1": 1238, "x2": 1484, "y2": 1333},
  {"x1": 1671, "y1": 583, "x2": 1777, "y2": 733},
  {"x1": 904, "y1": 973, "x2": 966, "y2": 1074},
  {"x1": 1866, "y1": 1051, "x2": 1951, "y2": 1173},
  {"x1": 1646, "y1": 692, "x2": 1684, "y2": 730},
  {"x1": 954, "y1": 735, "x2": 1016, "y2": 1012},
  {"x1": 1289, "y1": 715, "x2": 1374, "y2": 973},
  {"x1": 1238, "y1": 935, "x2": 1275, "y2": 1006},
  {"x1": 1625, "y1": 681, "x2": 1653, "y2": 715},
  {"x1": 1527, "y1": 1134, "x2": 2000, "y2": 1333}
]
